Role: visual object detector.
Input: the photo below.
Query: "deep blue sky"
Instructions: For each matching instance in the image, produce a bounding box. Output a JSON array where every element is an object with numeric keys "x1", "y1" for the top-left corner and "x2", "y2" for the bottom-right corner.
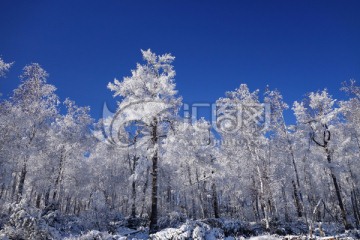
[{"x1": 1, "y1": 0, "x2": 360, "y2": 124}]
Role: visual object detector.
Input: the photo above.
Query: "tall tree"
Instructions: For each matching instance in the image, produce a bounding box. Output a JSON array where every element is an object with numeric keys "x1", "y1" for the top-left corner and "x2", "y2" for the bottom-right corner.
[
  {"x1": 340, "y1": 80, "x2": 360, "y2": 226},
  {"x1": 51, "y1": 99, "x2": 94, "y2": 203},
  {"x1": 11, "y1": 63, "x2": 58, "y2": 202},
  {"x1": 293, "y1": 89, "x2": 351, "y2": 229},
  {"x1": 264, "y1": 88, "x2": 304, "y2": 218},
  {"x1": 108, "y1": 49, "x2": 181, "y2": 232},
  {"x1": 164, "y1": 118, "x2": 218, "y2": 219},
  {"x1": 216, "y1": 84, "x2": 273, "y2": 229}
]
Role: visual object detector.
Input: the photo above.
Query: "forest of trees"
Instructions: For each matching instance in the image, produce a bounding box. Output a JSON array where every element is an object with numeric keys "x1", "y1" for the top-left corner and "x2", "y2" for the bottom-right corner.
[{"x1": 1, "y1": 50, "x2": 360, "y2": 238}]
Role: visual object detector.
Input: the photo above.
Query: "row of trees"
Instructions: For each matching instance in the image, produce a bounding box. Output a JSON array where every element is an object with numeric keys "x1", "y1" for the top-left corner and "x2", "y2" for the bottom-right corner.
[{"x1": 1, "y1": 51, "x2": 360, "y2": 233}]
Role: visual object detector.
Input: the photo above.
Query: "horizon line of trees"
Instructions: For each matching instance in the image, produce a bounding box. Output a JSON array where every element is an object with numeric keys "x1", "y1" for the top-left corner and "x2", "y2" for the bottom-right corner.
[{"x1": 1, "y1": 51, "x2": 360, "y2": 233}]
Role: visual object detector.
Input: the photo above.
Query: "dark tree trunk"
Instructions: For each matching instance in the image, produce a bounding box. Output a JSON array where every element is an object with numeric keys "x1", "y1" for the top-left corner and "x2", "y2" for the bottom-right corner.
[
  {"x1": 326, "y1": 148, "x2": 351, "y2": 229},
  {"x1": 44, "y1": 187, "x2": 50, "y2": 206},
  {"x1": 252, "y1": 176, "x2": 260, "y2": 221},
  {"x1": 36, "y1": 193, "x2": 41, "y2": 208},
  {"x1": 17, "y1": 162, "x2": 27, "y2": 202},
  {"x1": 131, "y1": 177, "x2": 136, "y2": 218},
  {"x1": 149, "y1": 149, "x2": 158, "y2": 233},
  {"x1": 187, "y1": 166, "x2": 196, "y2": 219},
  {"x1": 149, "y1": 120, "x2": 159, "y2": 233},
  {"x1": 292, "y1": 180, "x2": 302, "y2": 217},
  {"x1": 17, "y1": 135, "x2": 35, "y2": 202},
  {"x1": 351, "y1": 190, "x2": 360, "y2": 227},
  {"x1": 0, "y1": 183, "x2": 5, "y2": 200},
  {"x1": 212, "y1": 183, "x2": 219, "y2": 218},
  {"x1": 129, "y1": 155, "x2": 138, "y2": 218},
  {"x1": 11, "y1": 174, "x2": 17, "y2": 201},
  {"x1": 65, "y1": 196, "x2": 71, "y2": 214},
  {"x1": 140, "y1": 166, "x2": 150, "y2": 217},
  {"x1": 283, "y1": 119, "x2": 304, "y2": 217},
  {"x1": 253, "y1": 196, "x2": 260, "y2": 221},
  {"x1": 290, "y1": 152, "x2": 304, "y2": 217},
  {"x1": 311, "y1": 124, "x2": 351, "y2": 229}
]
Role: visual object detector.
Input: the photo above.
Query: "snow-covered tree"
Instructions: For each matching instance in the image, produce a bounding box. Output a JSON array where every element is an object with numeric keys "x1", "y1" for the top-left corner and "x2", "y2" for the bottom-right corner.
[
  {"x1": 2, "y1": 52, "x2": 360, "y2": 238},
  {"x1": 163, "y1": 118, "x2": 218, "y2": 219},
  {"x1": 340, "y1": 80, "x2": 360, "y2": 226},
  {"x1": 264, "y1": 87, "x2": 304, "y2": 219},
  {"x1": 293, "y1": 89, "x2": 351, "y2": 229},
  {"x1": 50, "y1": 99, "x2": 94, "y2": 204},
  {"x1": 0, "y1": 57, "x2": 12, "y2": 78},
  {"x1": 108, "y1": 49, "x2": 181, "y2": 232},
  {"x1": 216, "y1": 84, "x2": 274, "y2": 229},
  {"x1": 11, "y1": 63, "x2": 59, "y2": 202}
]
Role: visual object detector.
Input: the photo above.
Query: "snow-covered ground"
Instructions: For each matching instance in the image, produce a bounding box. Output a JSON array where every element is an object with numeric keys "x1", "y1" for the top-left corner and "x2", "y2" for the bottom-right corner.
[
  {"x1": 2, "y1": 201, "x2": 359, "y2": 240},
  {"x1": 60, "y1": 227, "x2": 360, "y2": 240},
  {"x1": 1, "y1": 202, "x2": 360, "y2": 239}
]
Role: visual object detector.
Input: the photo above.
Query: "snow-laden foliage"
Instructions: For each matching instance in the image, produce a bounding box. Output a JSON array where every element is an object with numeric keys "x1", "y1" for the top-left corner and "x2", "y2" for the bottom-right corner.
[
  {"x1": 0, "y1": 57, "x2": 12, "y2": 78},
  {"x1": 1, "y1": 51, "x2": 360, "y2": 238},
  {"x1": 0, "y1": 201, "x2": 62, "y2": 239}
]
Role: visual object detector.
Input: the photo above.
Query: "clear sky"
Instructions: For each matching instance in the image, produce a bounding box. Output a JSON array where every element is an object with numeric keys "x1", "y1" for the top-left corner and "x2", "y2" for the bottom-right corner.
[{"x1": 1, "y1": 0, "x2": 359, "y2": 124}]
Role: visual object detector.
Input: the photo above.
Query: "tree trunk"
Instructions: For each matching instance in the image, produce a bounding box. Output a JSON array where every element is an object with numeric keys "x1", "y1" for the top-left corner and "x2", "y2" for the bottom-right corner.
[
  {"x1": 290, "y1": 154, "x2": 303, "y2": 217},
  {"x1": 129, "y1": 155, "x2": 138, "y2": 218},
  {"x1": 149, "y1": 121, "x2": 159, "y2": 233},
  {"x1": 326, "y1": 148, "x2": 351, "y2": 229},
  {"x1": 252, "y1": 176, "x2": 260, "y2": 221},
  {"x1": 149, "y1": 150, "x2": 158, "y2": 233},
  {"x1": 140, "y1": 166, "x2": 150, "y2": 217},
  {"x1": 11, "y1": 174, "x2": 17, "y2": 201},
  {"x1": 17, "y1": 161, "x2": 27, "y2": 202},
  {"x1": 256, "y1": 165, "x2": 270, "y2": 230},
  {"x1": 212, "y1": 183, "x2": 219, "y2": 218},
  {"x1": 44, "y1": 187, "x2": 50, "y2": 206},
  {"x1": 311, "y1": 125, "x2": 351, "y2": 229},
  {"x1": 0, "y1": 183, "x2": 5, "y2": 200},
  {"x1": 196, "y1": 169, "x2": 207, "y2": 218},
  {"x1": 351, "y1": 190, "x2": 360, "y2": 227},
  {"x1": 187, "y1": 165, "x2": 196, "y2": 219},
  {"x1": 282, "y1": 118, "x2": 304, "y2": 217},
  {"x1": 282, "y1": 186, "x2": 289, "y2": 221},
  {"x1": 131, "y1": 177, "x2": 136, "y2": 218},
  {"x1": 36, "y1": 193, "x2": 41, "y2": 208},
  {"x1": 53, "y1": 150, "x2": 65, "y2": 202},
  {"x1": 65, "y1": 196, "x2": 71, "y2": 214},
  {"x1": 292, "y1": 180, "x2": 302, "y2": 217}
]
